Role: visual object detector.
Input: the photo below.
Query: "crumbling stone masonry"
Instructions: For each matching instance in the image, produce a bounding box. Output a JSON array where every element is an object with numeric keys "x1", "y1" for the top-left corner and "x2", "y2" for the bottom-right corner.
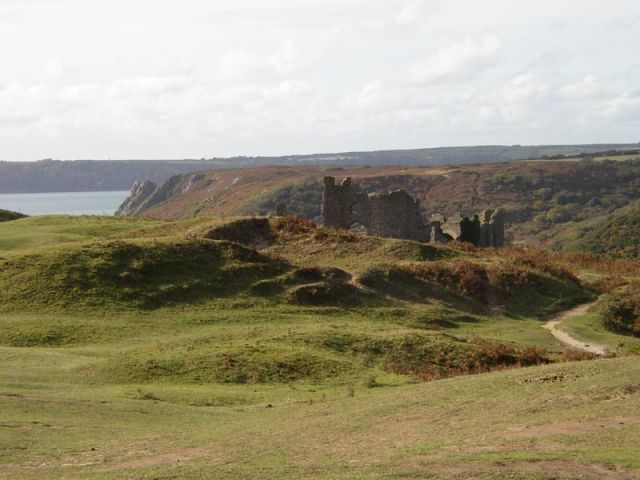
[
  {"x1": 478, "y1": 209, "x2": 505, "y2": 247},
  {"x1": 321, "y1": 177, "x2": 367, "y2": 230},
  {"x1": 434, "y1": 209, "x2": 505, "y2": 247},
  {"x1": 321, "y1": 177, "x2": 428, "y2": 241},
  {"x1": 320, "y1": 176, "x2": 505, "y2": 247}
]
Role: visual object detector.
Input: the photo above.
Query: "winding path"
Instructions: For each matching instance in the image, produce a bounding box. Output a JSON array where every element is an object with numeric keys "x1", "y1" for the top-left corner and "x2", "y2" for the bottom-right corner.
[{"x1": 543, "y1": 301, "x2": 608, "y2": 356}]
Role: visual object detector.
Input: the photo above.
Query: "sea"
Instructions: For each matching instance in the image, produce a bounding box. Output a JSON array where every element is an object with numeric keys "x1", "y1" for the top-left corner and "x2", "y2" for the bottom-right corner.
[{"x1": 0, "y1": 191, "x2": 129, "y2": 216}]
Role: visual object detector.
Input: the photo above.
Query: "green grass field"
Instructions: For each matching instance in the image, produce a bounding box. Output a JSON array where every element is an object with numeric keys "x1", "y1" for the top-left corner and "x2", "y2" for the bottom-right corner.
[
  {"x1": 1, "y1": 215, "x2": 638, "y2": 479},
  {"x1": 561, "y1": 310, "x2": 640, "y2": 354}
]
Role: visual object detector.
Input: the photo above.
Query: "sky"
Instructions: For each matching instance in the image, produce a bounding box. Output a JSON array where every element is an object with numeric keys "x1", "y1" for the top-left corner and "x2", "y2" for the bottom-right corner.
[{"x1": 0, "y1": 0, "x2": 639, "y2": 161}]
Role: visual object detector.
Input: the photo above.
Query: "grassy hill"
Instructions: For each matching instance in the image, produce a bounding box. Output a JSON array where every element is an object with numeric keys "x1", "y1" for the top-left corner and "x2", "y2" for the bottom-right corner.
[
  {"x1": 0, "y1": 208, "x2": 26, "y2": 222},
  {"x1": 1, "y1": 215, "x2": 640, "y2": 479}
]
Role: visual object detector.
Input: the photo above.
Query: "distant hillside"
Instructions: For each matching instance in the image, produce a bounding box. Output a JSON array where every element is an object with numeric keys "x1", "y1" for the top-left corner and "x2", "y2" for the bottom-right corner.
[
  {"x1": 569, "y1": 202, "x2": 640, "y2": 258},
  {"x1": 0, "y1": 159, "x2": 224, "y2": 193},
  {"x1": 1, "y1": 143, "x2": 639, "y2": 193},
  {"x1": 0, "y1": 209, "x2": 26, "y2": 222},
  {"x1": 119, "y1": 159, "x2": 640, "y2": 247}
]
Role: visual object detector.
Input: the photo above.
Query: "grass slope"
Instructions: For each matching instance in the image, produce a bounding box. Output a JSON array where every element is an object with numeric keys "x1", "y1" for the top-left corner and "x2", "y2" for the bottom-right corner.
[
  {"x1": 571, "y1": 202, "x2": 640, "y2": 258},
  {"x1": 1, "y1": 215, "x2": 639, "y2": 479},
  {"x1": 2, "y1": 350, "x2": 640, "y2": 479},
  {"x1": 0, "y1": 215, "x2": 160, "y2": 252}
]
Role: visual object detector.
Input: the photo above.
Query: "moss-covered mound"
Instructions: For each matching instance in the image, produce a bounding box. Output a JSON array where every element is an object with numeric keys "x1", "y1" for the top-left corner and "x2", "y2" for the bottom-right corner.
[
  {"x1": 358, "y1": 257, "x2": 591, "y2": 318},
  {"x1": 0, "y1": 238, "x2": 288, "y2": 311},
  {"x1": 87, "y1": 329, "x2": 548, "y2": 385},
  {"x1": 93, "y1": 343, "x2": 352, "y2": 384}
]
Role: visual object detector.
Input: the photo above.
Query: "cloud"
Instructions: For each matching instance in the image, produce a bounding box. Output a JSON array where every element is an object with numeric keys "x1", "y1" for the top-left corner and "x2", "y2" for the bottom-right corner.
[
  {"x1": 560, "y1": 75, "x2": 624, "y2": 100},
  {"x1": 268, "y1": 41, "x2": 298, "y2": 74},
  {"x1": 0, "y1": 74, "x2": 316, "y2": 144},
  {"x1": 601, "y1": 91, "x2": 640, "y2": 118},
  {"x1": 345, "y1": 80, "x2": 385, "y2": 108},
  {"x1": 502, "y1": 73, "x2": 548, "y2": 103},
  {"x1": 216, "y1": 41, "x2": 305, "y2": 82},
  {"x1": 395, "y1": 1, "x2": 423, "y2": 25},
  {"x1": 559, "y1": 76, "x2": 640, "y2": 120},
  {"x1": 407, "y1": 35, "x2": 500, "y2": 85},
  {"x1": 1, "y1": 0, "x2": 640, "y2": 160}
]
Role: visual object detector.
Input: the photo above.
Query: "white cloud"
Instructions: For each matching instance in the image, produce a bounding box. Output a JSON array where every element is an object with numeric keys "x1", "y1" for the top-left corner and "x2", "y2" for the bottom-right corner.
[
  {"x1": 268, "y1": 41, "x2": 298, "y2": 74},
  {"x1": 602, "y1": 91, "x2": 640, "y2": 118},
  {"x1": 558, "y1": 75, "x2": 639, "y2": 121},
  {"x1": 217, "y1": 49, "x2": 257, "y2": 81},
  {"x1": 560, "y1": 75, "x2": 625, "y2": 100},
  {"x1": 216, "y1": 41, "x2": 305, "y2": 83},
  {"x1": 395, "y1": 1, "x2": 423, "y2": 25},
  {"x1": 0, "y1": 0, "x2": 639, "y2": 160},
  {"x1": 407, "y1": 35, "x2": 500, "y2": 85},
  {"x1": 502, "y1": 74, "x2": 548, "y2": 104}
]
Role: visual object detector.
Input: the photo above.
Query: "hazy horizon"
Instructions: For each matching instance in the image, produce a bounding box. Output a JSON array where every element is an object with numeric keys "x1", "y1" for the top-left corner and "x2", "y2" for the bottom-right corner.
[
  {"x1": 2, "y1": 140, "x2": 640, "y2": 163},
  {"x1": 1, "y1": 0, "x2": 639, "y2": 161}
]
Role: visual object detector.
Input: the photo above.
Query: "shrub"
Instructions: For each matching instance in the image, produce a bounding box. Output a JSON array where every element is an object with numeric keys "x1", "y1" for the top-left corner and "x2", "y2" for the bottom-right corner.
[
  {"x1": 602, "y1": 293, "x2": 640, "y2": 337},
  {"x1": 403, "y1": 261, "x2": 488, "y2": 301},
  {"x1": 561, "y1": 348, "x2": 598, "y2": 362},
  {"x1": 469, "y1": 338, "x2": 548, "y2": 369},
  {"x1": 488, "y1": 265, "x2": 538, "y2": 294},
  {"x1": 271, "y1": 215, "x2": 316, "y2": 236},
  {"x1": 589, "y1": 276, "x2": 628, "y2": 294},
  {"x1": 494, "y1": 247, "x2": 580, "y2": 284},
  {"x1": 380, "y1": 334, "x2": 548, "y2": 381}
]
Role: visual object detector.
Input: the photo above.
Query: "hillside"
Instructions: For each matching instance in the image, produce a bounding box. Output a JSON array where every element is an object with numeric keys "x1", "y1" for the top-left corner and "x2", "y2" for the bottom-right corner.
[
  {"x1": 0, "y1": 209, "x2": 26, "y2": 222},
  {"x1": 0, "y1": 159, "x2": 226, "y2": 193},
  {"x1": 1, "y1": 214, "x2": 640, "y2": 479},
  {"x1": 2, "y1": 143, "x2": 638, "y2": 193},
  {"x1": 119, "y1": 159, "x2": 640, "y2": 248},
  {"x1": 569, "y1": 202, "x2": 640, "y2": 258}
]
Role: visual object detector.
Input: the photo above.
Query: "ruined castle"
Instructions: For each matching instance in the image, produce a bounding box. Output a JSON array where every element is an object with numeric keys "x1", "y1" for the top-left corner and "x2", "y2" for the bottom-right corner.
[{"x1": 320, "y1": 176, "x2": 505, "y2": 247}]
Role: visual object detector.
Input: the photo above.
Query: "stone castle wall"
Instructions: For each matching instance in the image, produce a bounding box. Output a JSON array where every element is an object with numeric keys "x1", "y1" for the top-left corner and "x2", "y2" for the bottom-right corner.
[
  {"x1": 433, "y1": 209, "x2": 505, "y2": 247},
  {"x1": 321, "y1": 176, "x2": 505, "y2": 247},
  {"x1": 321, "y1": 176, "x2": 427, "y2": 241}
]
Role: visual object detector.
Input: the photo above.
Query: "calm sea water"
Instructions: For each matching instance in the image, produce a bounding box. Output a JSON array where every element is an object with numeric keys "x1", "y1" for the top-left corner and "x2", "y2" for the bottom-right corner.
[{"x1": 0, "y1": 191, "x2": 129, "y2": 216}]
